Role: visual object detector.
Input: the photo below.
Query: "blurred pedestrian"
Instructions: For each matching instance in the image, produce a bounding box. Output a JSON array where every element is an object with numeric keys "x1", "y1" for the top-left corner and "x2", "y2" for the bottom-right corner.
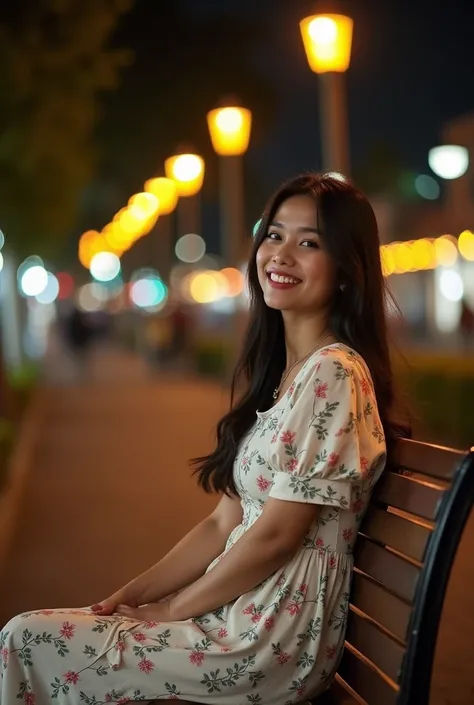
[{"x1": 1, "y1": 173, "x2": 408, "y2": 704}]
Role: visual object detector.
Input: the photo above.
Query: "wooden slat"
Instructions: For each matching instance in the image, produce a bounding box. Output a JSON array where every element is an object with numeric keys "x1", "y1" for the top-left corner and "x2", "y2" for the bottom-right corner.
[
  {"x1": 345, "y1": 611, "x2": 405, "y2": 682},
  {"x1": 337, "y1": 647, "x2": 398, "y2": 705},
  {"x1": 330, "y1": 677, "x2": 365, "y2": 704},
  {"x1": 350, "y1": 571, "x2": 410, "y2": 642},
  {"x1": 354, "y1": 537, "x2": 420, "y2": 603},
  {"x1": 395, "y1": 437, "x2": 464, "y2": 481},
  {"x1": 360, "y1": 506, "x2": 431, "y2": 562},
  {"x1": 374, "y1": 470, "x2": 443, "y2": 520}
]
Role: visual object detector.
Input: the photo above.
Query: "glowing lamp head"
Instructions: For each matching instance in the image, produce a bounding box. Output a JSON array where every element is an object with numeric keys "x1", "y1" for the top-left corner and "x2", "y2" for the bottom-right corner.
[
  {"x1": 300, "y1": 13, "x2": 353, "y2": 73},
  {"x1": 428, "y1": 145, "x2": 469, "y2": 180},
  {"x1": 207, "y1": 106, "x2": 252, "y2": 156},
  {"x1": 164, "y1": 153, "x2": 205, "y2": 197}
]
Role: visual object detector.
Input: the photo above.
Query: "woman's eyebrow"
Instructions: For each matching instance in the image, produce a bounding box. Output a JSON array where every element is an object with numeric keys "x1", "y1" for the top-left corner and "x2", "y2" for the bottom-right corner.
[{"x1": 269, "y1": 221, "x2": 320, "y2": 235}]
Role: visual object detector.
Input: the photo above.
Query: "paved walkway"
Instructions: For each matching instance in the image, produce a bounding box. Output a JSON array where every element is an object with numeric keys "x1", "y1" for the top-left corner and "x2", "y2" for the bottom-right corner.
[{"x1": 1, "y1": 348, "x2": 473, "y2": 704}]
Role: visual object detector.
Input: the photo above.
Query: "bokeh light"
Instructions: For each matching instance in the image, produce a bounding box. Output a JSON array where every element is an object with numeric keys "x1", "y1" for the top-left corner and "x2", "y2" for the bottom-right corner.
[
  {"x1": 0, "y1": 252, "x2": 3, "y2": 273},
  {"x1": 434, "y1": 236, "x2": 458, "y2": 267},
  {"x1": 428, "y1": 145, "x2": 469, "y2": 180},
  {"x1": 56, "y1": 272, "x2": 75, "y2": 300},
  {"x1": 20, "y1": 265, "x2": 48, "y2": 297},
  {"x1": 128, "y1": 192, "x2": 160, "y2": 219},
  {"x1": 77, "y1": 283, "x2": 108, "y2": 312},
  {"x1": 90, "y1": 252, "x2": 121, "y2": 282},
  {"x1": 0, "y1": 229, "x2": 4, "y2": 250},
  {"x1": 36, "y1": 273, "x2": 60, "y2": 304},
  {"x1": 175, "y1": 233, "x2": 206, "y2": 263},
  {"x1": 458, "y1": 230, "x2": 474, "y2": 261},
  {"x1": 130, "y1": 277, "x2": 167, "y2": 309},
  {"x1": 220, "y1": 267, "x2": 245, "y2": 297},
  {"x1": 439, "y1": 270, "x2": 464, "y2": 302},
  {"x1": 415, "y1": 174, "x2": 440, "y2": 200},
  {"x1": 144, "y1": 177, "x2": 179, "y2": 215}
]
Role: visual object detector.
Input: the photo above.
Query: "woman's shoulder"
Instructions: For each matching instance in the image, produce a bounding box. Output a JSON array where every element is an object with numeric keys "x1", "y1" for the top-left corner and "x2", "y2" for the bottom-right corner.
[{"x1": 303, "y1": 342, "x2": 368, "y2": 379}]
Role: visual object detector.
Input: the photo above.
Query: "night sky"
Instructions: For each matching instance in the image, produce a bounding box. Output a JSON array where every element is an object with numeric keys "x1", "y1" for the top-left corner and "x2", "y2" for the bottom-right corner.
[{"x1": 103, "y1": 0, "x2": 474, "y2": 191}]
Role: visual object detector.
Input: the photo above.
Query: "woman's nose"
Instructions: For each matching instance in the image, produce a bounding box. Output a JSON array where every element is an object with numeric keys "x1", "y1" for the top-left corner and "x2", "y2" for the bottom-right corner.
[{"x1": 272, "y1": 243, "x2": 295, "y2": 266}]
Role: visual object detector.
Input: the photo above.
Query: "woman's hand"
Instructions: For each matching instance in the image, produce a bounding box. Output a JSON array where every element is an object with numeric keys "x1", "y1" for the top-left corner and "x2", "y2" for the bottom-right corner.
[
  {"x1": 115, "y1": 600, "x2": 172, "y2": 622},
  {"x1": 90, "y1": 587, "x2": 140, "y2": 616}
]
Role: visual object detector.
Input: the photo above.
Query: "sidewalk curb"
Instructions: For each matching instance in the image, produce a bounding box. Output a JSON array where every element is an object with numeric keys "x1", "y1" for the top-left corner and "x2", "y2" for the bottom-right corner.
[{"x1": 0, "y1": 387, "x2": 45, "y2": 576}]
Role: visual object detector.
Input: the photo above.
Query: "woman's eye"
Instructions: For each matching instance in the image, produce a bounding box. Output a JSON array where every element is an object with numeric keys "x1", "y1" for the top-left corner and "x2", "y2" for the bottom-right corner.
[
  {"x1": 301, "y1": 240, "x2": 319, "y2": 248},
  {"x1": 266, "y1": 232, "x2": 281, "y2": 240}
]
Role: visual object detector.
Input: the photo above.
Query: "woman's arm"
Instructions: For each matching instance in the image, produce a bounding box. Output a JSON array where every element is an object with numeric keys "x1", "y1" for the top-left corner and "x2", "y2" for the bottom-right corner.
[
  {"x1": 124, "y1": 493, "x2": 243, "y2": 605},
  {"x1": 168, "y1": 497, "x2": 319, "y2": 621}
]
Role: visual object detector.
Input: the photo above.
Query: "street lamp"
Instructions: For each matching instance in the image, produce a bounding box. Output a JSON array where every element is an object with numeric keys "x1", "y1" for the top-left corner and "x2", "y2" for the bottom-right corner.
[
  {"x1": 207, "y1": 102, "x2": 252, "y2": 266},
  {"x1": 428, "y1": 146, "x2": 469, "y2": 180},
  {"x1": 300, "y1": 9, "x2": 353, "y2": 174},
  {"x1": 144, "y1": 177, "x2": 180, "y2": 281},
  {"x1": 165, "y1": 150, "x2": 205, "y2": 247}
]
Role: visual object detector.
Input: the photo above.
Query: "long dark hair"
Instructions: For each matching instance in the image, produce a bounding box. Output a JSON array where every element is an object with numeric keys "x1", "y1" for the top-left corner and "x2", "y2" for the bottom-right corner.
[{"x1": 193, "y1": 172, "x2": 408, "y2": 495}]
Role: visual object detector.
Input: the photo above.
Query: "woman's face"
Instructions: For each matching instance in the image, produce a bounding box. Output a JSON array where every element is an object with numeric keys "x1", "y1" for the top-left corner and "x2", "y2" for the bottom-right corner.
[{"x1": 256, "y1": 194, "x2": 337, "y2": 314}]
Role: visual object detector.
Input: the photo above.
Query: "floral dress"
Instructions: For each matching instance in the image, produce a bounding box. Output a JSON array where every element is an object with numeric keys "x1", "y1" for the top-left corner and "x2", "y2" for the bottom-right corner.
[{"x1": 0, "y1": 343, "x2": 386, "y2": 705}]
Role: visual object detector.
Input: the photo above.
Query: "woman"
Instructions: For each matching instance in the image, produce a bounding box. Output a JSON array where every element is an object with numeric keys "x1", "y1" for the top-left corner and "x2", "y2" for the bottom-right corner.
[{"x1": 0, "y1": 173, "x2": 402, "y2": 704}]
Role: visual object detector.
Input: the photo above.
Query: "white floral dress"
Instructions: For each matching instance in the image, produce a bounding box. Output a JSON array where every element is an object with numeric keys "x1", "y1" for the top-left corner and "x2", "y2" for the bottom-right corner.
[{"x1": 0, "y1": 343, "x2": 386, "y2": 705}]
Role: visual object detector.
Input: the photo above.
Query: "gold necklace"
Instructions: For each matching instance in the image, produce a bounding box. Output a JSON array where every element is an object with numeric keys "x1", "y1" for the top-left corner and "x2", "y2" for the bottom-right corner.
[{"x1": 273, "y1": 332, "x2": 332, "y2": 401}]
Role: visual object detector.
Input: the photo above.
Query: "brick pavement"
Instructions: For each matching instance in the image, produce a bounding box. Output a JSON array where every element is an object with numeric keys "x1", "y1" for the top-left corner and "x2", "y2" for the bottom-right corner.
[{"x1": 1, "y1": 349, "x2": 472, "y2": 704}]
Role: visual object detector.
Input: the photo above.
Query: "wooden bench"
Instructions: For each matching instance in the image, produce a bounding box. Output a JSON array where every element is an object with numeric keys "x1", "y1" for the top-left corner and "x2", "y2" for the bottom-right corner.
[{"x1": 145, "y1": 437, "x2": 474, "y2": 705}]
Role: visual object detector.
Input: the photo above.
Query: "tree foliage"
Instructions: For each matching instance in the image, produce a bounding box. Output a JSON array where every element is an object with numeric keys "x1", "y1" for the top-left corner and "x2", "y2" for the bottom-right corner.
[{"x1": 0, "y1": 0, "x2": 133, "y2": 258}]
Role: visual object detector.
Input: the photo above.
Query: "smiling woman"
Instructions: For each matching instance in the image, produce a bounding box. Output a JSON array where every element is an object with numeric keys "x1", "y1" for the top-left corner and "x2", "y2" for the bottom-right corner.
[{"x1": 0, "y1": 173, "x2": 408, "y2": 705}]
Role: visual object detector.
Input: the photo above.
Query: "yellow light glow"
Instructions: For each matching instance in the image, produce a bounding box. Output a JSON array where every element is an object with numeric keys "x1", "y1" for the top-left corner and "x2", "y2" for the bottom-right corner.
[
  {"x1": 128, "y1": 192, "x2": 160, "y2": 219},
  {"x1": 392, "y1": 243, "x2": 415, "y2": 273},
  {"x1": 164, "y1": 153, "x2": 205, "y2": 197},
  {"x1": 144, "y1": 177, "x2": 179, "y2": 215},
  {"x1": 78, "y1": 231, "x2": 113, "y2": 269},
  {"x1": 434, "y1": 235, "x2": 458, "y2": 266},
  {"x1": 380, "y1": 245, "x2": 395, "y2": 276},
  {"x1": 458, "y1": 230, "x2": 474, "y2": 261},
  {"x1": 220, "y1": 267, "x2": 245, "y2": 296},
  {"x1": 300, "y1": 13, "x2": 353, "y2": 73},
  {"x1": 207, "y1": 106, "x2": 252, "y2": 156},
  {"x1": 410, "y1": 238, "x2": 436, "y2": 270}
]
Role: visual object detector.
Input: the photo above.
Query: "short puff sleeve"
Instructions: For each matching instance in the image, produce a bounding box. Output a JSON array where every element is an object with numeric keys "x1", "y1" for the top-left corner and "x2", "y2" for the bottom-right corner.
[{"x1": 268, "y1": 349, "x2": 386, "y2": 509}]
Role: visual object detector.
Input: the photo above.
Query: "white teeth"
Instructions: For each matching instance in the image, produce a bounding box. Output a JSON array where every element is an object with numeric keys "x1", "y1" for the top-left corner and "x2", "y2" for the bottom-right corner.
[{"x1": 269, "y1": 273, "x2": 300, "y2": 284}]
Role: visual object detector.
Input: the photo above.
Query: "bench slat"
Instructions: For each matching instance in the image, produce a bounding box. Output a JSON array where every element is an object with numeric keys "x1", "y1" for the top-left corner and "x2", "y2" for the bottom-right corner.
[
  {"x1": 360, "y1": 506, "x2": 431, "y2": 562},
  {"x1": 354, "y1": 537, "x2": 420, "y2": 603},
  {"x1": 350, "y1": 571, "x2": 410, "y2": 642},
  {"x1": 396, "y1": 437, "x2": 463, "y2": 480},
  {"x1": 374, "y1": 470, "x2": 443, "y2": 520},
  {"x1": 345, "y1": 610, "x2": 405, "y2": 682},
  {"x1": 337, "y1": 647, "x2": 398, "y2": 705}
]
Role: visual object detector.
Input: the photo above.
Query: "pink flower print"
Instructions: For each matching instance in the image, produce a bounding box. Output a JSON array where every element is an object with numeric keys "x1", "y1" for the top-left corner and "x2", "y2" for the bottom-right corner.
[
  {"x1": 105, "y1": 695, "x2": 113, "y2": 703},
  {"x1": 138, "y1": 657, "x2": 154, "y2": 674},
  {"x1": 59, "y1": 621, "x2": 75, "y2": 639},
  {"x1": 189, "y1": 650, "x2": 205, "y2": 666},
  {"x1": 115, "y1": 640, "x2": 125, "y2": 652},
  {"x1": 221, "y1": 646, "x2": 232, "y2": 652},
  {"x1": 144, "y1": 620, "x2": 158, "y2": 629},
  {"x1": 326, "y1": 644, "x2": 338, "y2": 660},
  {"x1": 1, "y1": 646, "x2": 9, "y2": 667},
  {"x1": 277, "y1": 651, "x2": 291, "y2": 665},
  {"x1": 286, "y1": 457, "x2": 298, "y2": 473},
  {"x1": 64, "y1": 671, "x2": 79, "y2": 685},
  {"x1": 133, "y1": 632, "x2": 146, "y2": 642},
  {"x1": 280, "y1": 430, "x2": 296, "y2": 444},
  {"x1": 271, "y1": 433, "x2": 278, "y2": 444},
  {"x1": 117, "y1": 699, "x2": 131, "y2": 704},
  {"x1": 328, "y1": 452, "x2": 339, "y2": 468},
  {"x1": 298, "y1": 583, "x2": 308, "y2": 595},
  {"x1": 38, "y1": 610, "x2": 54, "y2": 616},
  {"x1": 329, "y1": 555, "x2": 337, "y2": 570},
  {"x1": 361, "y1": 378, "x2": 371, "y2": 396},
  {"x1": 264, "y1": 616, "x2": 275, "y2": 631},
  {"x1": 256, "y1": 474, "x2": 271, "y2": 492},
  {"x1": 276, "y1": 573, "x2": 286, "y2": 587},
  {"x1": 251, "y1": 611, "x2": 262, "y2": 624},
  {"x1": 315, "y1": 382, "x2": 328, "y2": 398},
  {"x1": 242, "y1": 602, "x2": 255, "y2": 615},
  {"x1": 24, "y1": 694, "x2": 36, "y2": 705},
  {"x1": 217, "y1": 628, "x2": 228, "y2": 638},
  {"x1": 360, "y1": 456, "x2": 369, "y2": 470},
  {"x1": 353, "y1": 497, "x2": 364, "y2": 513},
  {"x1": 242, "y1": 456, "x2": 249, "y2": 466},
  {"x1": 320, "y1": 348, "x2": 330, "y2": 356},
  {"x1": 296, "y1": 684, "x2": 307, "y2": 697},
  {"x1": 336, "y1": 428, "x2": 345, "y2": 437},
  {"x1": 287, "y1": 382, "x2": 296, "y2": 396},
  {"x1": 286, "y1": 601, "x2": 301, "y2": 616},
  {"x1": 342, "y1": 528, "x2": 353, "y2": 542},
  {"x1": 315, "y1": 537, "x2": 324, "y2": 547}
]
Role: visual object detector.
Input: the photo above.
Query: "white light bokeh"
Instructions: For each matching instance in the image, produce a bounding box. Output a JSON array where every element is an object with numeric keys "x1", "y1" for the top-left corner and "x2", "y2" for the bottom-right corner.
[
  {"x1": 439, "y1": 269, "x2": 464, "y2": 302},
  {"x1": 77, "y1": 283, "x2": 108, "y2": 311},
  {"x1": 175, "y1": 233, "x2": 206, "y2": 263},
  {"x1": 20, "y1": 265, "x2": 48, "y2": 297},
  {"x1": 90, "y1": 251, "x2": 121, "y2": 282},
  {"x1": 428, "y1": 145, "x2": 469, "y2": 180},
  {"x1": 0, "y1": 252, "x2": 3, "y2": 273},
  {"x1": 36, "y1": 273, "x2": 60, "y2": 304}
]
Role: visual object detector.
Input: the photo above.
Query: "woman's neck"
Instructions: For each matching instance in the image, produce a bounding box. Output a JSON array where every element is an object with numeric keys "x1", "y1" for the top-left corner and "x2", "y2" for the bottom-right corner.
[{"x1": 282, "y1": 312, "x2": 335, "y2": 368}]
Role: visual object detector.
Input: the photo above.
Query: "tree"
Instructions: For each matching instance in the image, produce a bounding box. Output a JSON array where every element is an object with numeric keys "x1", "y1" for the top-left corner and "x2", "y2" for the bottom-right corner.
[{"x1": 0, "y1": 0, "x2": 134, "y2": 259}]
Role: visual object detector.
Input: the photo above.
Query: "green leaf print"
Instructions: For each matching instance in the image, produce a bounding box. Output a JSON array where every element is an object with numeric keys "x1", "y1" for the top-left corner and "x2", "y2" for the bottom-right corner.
[
  {"x1": 91, "y1": 619, "x2": 112, "y2": 634},
  {"x1": 83, "y1": 644, "x2": 97, "y2": 658},
  {"x1": 311, "y1": 401, "x2": 339, "y2": 440},
  {"x1": 247, "y1": 695, "x2": 263, "y2": 704},
  {"x1": 22, "y1": 628, "x2": 33, "y2": 645},
  {"x1": 297, "y1": 651, "x2": 315, "y2": 668},
  {"x1": 297, "y1": 617, "x2": 322, "y2": 645},
  {"x1": 201, "y1": 655, "x2": 262, "y2": 694},
  {"x1": 333, "y1": 360, "x2": 351, "y2": 379},
  {"x1": 239, "y1": 625, "x2": 259, "y2": 642},
  {"x1": 328, "y1": 592, "x2": 350, "y2": 630}
]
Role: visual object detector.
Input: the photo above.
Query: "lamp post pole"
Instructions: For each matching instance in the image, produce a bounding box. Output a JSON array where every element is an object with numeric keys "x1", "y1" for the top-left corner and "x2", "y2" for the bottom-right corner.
[{"x1": 300, "y1": 10, "x2": 353, "y2": 175}]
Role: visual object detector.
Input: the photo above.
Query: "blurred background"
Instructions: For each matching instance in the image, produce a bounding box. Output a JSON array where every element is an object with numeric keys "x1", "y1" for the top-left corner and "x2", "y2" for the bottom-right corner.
[{"x1": 0, "y1": 3, "x2": 473, "y2": 702}]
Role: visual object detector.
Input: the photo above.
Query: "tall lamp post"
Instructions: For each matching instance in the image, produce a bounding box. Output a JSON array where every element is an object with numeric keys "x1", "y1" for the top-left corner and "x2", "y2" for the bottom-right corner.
[
  {"x1": 207, "y1": 102, "x2": 252, "y2": 266},
  {"x1": 300, "y1": 9, "x2": 353, "y2": 174},
  {"x1": 165, "y1": 151, "x2": 205, "y2": 242},
  {"x1": 144, "y1": 176, "x2": 179, "y2": 281}
]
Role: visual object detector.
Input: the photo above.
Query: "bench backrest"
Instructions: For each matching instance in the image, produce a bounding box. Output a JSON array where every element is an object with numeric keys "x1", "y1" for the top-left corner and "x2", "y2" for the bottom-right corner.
[{"x1": 331, "y1": 437, "x2": 474, "y2": 705}]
